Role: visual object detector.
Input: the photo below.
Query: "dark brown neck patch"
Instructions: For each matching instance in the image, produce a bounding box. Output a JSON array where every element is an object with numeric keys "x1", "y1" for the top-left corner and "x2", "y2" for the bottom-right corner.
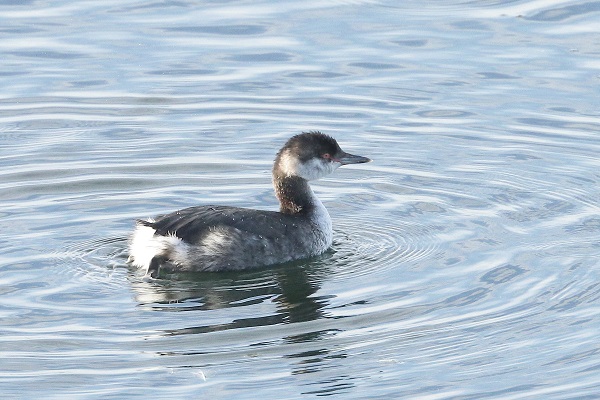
[{"x1": 273, "y1": 174, "x2": 315, "y2": 214}]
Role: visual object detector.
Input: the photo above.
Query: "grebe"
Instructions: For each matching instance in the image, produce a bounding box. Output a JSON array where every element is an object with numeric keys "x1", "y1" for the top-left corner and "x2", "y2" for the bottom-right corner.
[{"x1": 128, "y1": 131, "x2": 370, "y2": 277}]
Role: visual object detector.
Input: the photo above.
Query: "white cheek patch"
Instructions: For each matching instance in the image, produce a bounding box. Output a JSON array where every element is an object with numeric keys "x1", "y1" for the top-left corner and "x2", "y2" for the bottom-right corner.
[
  {"x1": 296, "y1": 158, "x2": 324, "y2": 180},
  {"x1": 279, "y1": 150, "x2": 299, "y2": 177},
  {"x1": 281, "y1": 150, "x2": 340, "y2": 181}
]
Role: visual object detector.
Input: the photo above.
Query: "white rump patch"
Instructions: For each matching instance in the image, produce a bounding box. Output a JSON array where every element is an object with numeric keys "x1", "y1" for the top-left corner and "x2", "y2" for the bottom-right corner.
[{"x1": 128, "y1": 221, "x2": 187, "y2": 274}]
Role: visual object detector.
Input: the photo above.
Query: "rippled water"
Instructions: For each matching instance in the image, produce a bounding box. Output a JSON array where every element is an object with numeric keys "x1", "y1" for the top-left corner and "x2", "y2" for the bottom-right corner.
[{"x1": 2, "y1": 0, "x2": 600, "y2": 398}]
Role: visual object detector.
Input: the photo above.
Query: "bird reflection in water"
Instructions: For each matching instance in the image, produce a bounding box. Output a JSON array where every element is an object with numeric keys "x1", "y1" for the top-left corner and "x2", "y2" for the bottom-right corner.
[
  {"x1": 127, "y1": 252, "x2": 355, "y2": 395},
  {"x1": 128, "y1": 257, "x2": 333, "y2": 333}
]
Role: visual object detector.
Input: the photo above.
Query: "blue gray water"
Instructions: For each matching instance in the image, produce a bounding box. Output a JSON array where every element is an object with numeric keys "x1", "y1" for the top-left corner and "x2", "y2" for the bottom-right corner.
[{"x1": 1, "y1": 0, "x2": 599, "y2": 398}]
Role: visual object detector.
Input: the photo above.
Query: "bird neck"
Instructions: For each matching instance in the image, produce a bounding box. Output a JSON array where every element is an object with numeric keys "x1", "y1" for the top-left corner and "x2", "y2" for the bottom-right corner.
[{"x1": 273, "y1": 174, "x2": 318, "y2": 214}]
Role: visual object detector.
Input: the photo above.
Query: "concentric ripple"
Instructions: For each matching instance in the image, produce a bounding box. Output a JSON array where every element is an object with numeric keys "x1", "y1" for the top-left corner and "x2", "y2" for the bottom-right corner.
[
  {"x1": 2, "y1": 0, "x2": 600, "y2": 397},
  {"x1": 331, "y1": 216, "x2": 442, "y2": 279}
]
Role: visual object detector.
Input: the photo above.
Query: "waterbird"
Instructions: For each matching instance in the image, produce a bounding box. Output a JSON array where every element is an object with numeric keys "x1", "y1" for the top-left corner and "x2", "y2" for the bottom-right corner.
[{"x1": 128, "y1": 131, "x2": 371, "y2": 277}]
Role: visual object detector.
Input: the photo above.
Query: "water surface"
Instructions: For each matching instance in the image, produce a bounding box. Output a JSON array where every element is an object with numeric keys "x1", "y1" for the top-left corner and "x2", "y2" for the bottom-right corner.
[{"x1": 1, "y1": 0, "x2": 600, "y2": 398}]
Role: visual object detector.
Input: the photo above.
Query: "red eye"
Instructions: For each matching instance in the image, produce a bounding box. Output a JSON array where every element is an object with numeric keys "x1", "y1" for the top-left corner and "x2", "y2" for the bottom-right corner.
[{"x1": 322, "y1": 153, "x2": 331, "y2": 159}]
